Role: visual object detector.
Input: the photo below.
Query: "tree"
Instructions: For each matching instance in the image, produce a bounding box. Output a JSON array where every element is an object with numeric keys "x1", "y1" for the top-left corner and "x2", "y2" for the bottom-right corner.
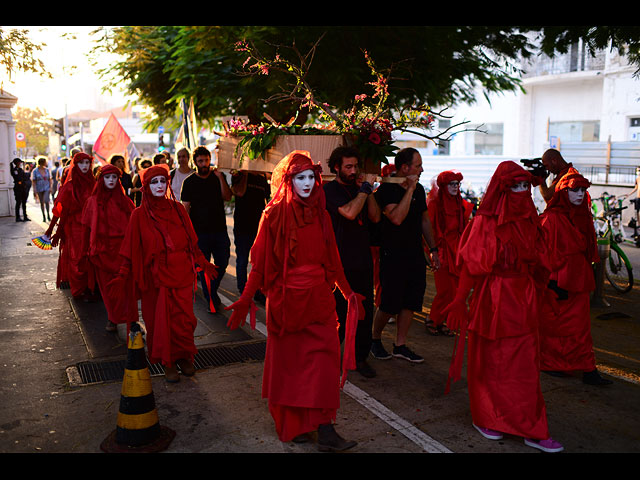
[
  {"x1": 0, "y1": 27, "x2": 51, "y2": 89},
  {"x1": 91, "y1": 26, "x2": 640, "y2": 128}
]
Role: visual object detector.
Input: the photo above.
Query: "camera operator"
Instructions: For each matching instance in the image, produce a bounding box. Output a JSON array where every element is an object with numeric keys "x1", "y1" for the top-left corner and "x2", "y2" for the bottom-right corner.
[
  {"x1": 538, "y1": 149, "x2": 573, "y2": 203},
  {"x1": 10, "y1": 158, "x2": 31, "y2": 222}
]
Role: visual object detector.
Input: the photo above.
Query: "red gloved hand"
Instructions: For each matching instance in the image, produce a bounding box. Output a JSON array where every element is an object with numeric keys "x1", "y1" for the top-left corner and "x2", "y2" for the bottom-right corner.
[
  {"x1": 203, "y1": 261, "x2": 219, "y2": 280},
  {"x1": 225, "y1": 297, "x2": 252, "y2": 330},
  {"x1": 441, "y1": 298, "x2": 469, "y2": 332}
]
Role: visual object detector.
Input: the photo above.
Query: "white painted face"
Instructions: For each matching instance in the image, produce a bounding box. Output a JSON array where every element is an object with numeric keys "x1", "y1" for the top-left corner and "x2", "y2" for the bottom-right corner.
[
  {"x1": 78, "y1": 159, "x2": 91, "y2": 174},
  {"x1": 447, "y1": 181, "x2": 460, "y2": 196},
  {"x1": 292, "y1": 169, "x2": 315, "y2": 198},
  {"x1": 149, "y1": 175, "x2": 167, "y2": 197},
  {"x1": 568, "y1": 187, "x2": 586, "y2": 206},
  {"x1": 510, "y1": 180, "x2": 530, "y2": 193},
  {"x1": 103, "y1": 173, "x2": 118, "y2": 190}
]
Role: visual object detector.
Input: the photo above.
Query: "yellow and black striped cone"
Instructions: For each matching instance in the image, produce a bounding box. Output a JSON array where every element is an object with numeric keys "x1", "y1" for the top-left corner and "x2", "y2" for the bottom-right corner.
[{"x1": 100, "y1": 322, "x2": 175, "y2": 453}]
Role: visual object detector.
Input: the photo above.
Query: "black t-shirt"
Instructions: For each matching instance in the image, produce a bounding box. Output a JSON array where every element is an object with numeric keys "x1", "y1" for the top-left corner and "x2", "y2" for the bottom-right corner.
[
  {"x1": 323, "y1": 180, "x2": 373, "y2": 272},
  {"x1": 232, "y1": 173, "x2": 270, "y2": 236},
  {"x1": 375, "y1": 181, "x2": 427, "y2": 259},
  {"x1": 180, "y1": 171, "x2": 228, "y2": 234}
]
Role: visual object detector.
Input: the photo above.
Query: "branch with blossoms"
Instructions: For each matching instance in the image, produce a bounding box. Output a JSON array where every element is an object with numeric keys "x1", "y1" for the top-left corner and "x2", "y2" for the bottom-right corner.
[{"x1": 232, "y1": 36, "x2": 487, "y2": 166}]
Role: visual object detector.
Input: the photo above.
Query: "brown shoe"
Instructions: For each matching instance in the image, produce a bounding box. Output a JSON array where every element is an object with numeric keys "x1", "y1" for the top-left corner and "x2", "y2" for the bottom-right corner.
[
  {"x1": 176, "y1": 358, "x2": 196, "y2": 377},
  {"x1": 164, "y1": 365, "x2": 180, "y2": 383}
]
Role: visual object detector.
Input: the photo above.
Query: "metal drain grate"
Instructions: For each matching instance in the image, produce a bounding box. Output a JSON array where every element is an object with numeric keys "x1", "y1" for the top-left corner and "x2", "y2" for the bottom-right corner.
[{"x1": 71, "y1": 341, "x2": 266, "y2": 385}]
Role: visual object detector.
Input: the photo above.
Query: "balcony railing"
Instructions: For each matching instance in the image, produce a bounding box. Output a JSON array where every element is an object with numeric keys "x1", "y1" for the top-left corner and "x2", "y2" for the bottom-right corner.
[{"x1": 521, "y1": 42, "x2": 606, "y2": 78}]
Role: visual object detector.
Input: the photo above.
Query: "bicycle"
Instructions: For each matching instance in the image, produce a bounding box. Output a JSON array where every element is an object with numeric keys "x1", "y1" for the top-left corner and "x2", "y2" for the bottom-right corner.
[{"x1": 594, "y1": 205, "x2": 635, "y2": 293}]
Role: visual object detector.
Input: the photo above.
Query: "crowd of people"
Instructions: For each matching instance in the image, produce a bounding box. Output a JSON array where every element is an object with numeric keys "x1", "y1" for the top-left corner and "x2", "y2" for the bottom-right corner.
[{"x1": 11, "y1": 143, "x2": 613, "y2": 453}]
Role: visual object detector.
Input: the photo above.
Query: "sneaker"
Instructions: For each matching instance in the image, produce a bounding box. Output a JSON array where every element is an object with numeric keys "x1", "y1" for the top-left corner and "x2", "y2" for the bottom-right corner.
[
  {"x1": 524, "y1": 437, "x2": 564, "y2": 453},
  {"x1": 392, "y1": 344, "x2": 424, "y2": 363},
  {"x1": 370, "y1": 340, "x2": 392, "y2": 360},
  {"x1": 473, "y1": 423, "x2": 503, "y2": 440}
]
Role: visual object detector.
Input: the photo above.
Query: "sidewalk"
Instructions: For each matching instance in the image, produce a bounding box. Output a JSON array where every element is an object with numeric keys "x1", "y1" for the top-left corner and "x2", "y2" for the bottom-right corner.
[{"x1": 1, "y1": 197, "x2": 639, "y2": 453}]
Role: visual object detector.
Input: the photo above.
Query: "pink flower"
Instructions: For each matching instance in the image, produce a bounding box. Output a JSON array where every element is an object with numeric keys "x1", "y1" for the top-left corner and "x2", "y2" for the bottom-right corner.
[{"x1": 355, "y1": 94, "x2": 367, "y2": 102}]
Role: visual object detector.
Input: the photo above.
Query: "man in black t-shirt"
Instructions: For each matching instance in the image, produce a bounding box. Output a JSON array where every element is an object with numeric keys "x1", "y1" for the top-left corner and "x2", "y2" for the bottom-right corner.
[
  {"x1": 324, "y1": 146, "x2": 381, "y2": 378},
  {"x1": 371, "y1": 147, "x2": 440, "y2": 364},
  {"x1": 231, "y1": 171, "x2": 270, "y2": 302},
  {"x1": 181, "y1": 146, "x2": 232, "y2": 311}
]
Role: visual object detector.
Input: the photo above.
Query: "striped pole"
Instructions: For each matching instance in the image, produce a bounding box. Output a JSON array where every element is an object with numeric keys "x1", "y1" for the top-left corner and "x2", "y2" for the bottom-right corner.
[{"x1": 100, "y1": 323, "x2": 175, "y2": 452}]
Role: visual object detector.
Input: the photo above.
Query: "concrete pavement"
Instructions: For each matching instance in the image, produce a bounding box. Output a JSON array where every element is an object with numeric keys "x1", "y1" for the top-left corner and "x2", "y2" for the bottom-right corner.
[{"x1": 1, "y1": 197, "x2": 639, "y2": 454}]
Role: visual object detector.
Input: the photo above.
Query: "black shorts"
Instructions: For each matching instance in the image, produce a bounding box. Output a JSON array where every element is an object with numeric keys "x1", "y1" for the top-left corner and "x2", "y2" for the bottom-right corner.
[{"x1": 378, "y1": 250, "x2": 427, "y2": 315}]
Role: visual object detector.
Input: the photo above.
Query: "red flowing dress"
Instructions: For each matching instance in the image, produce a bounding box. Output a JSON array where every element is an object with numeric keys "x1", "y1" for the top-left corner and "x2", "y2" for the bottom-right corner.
[
  {"x1": 426, "y1": 171, "x2": 473, "y2": 327},
  {"x1": 48, "y1": 153, "x2": 96, "y2": 298},
  {"x1": 539, "y1": 169, "x2": 598, "y2": 372},
  {"x1": 447, "y1": 161, "x2": 551, "y2": 440},
  {"x1": 81, "y1": 164, "x2": 137, "y2": 324},
  {"x1": 227, "y1": 151, "x2": 360, "y2": 442},
  {"x1": 116, "y1": 164, "x2": 215, "y2": 367}
]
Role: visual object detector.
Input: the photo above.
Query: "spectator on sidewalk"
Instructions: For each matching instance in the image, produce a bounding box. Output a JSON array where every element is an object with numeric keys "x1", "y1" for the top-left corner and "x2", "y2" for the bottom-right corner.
[
  {"x1": 32, "y1": 157, "x2": 53, "y2": 222},
  {"x1": 539, "y1": 148, "x2": 574, "y2": 203},
  {"x1": 180, "y1": 146, "x2": 232, "y2": 311},
  {"x1": 10, "y1": 158, "x2": 31, "y2": 222},
  {"x1": 108, "y1": 154, "x2": 133, "y2": 198},
  {"x1": 371, "y1": 147, "x2": 440, "y2": 364},
  {"x1": 230, "y1": 170, "x2": 270, "y2": 303},
  {"x1": 324, "y1": 146, "x2": 380, "y2": 378}
]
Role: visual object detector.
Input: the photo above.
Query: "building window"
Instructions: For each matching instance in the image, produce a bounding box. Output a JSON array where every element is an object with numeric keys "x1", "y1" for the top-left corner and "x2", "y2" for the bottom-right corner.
[
  {"x1": 549, "y1": 120, "x2": 600, "y2": 142},
  {"x1": 474, "y1": 123, "x2": 503, "y2": 155}
]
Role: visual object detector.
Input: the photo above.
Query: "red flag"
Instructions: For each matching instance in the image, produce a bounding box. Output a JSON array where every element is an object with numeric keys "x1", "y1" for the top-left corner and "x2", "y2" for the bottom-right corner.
[{"x1": 92, "y1": 113, "x2": 131, "y2": 165}]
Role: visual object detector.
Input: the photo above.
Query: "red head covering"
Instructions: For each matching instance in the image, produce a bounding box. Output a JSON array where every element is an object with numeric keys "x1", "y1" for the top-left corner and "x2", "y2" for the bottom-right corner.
[
  {"x1": 477, "y1": 161, "x2": 538, "y2": 224},
  {"x1": 251, "y1": 150, "x2": 343, "y2": 300},
  {"x1": 427, "y1": 170, "x2": 467, "y2": 235},
  {"x1": 381, "y1": 163, "x2": 396, "y2": 177},
  {"x1": 545, "y1": 167, "x2": 597, "y2": 261},
  {"x1": 53, "y1": 152, "x2": 96, "y2": 218},
  {"x1": 82, "y1": 163, "x2": 135, "y2": 261}
]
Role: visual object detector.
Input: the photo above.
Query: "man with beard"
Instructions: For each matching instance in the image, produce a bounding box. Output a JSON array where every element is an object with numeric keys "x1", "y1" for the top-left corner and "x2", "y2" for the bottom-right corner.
[
  {"x1": 180, "y1": 146, "x2": 232, "y2": 311},
  {"x1": 324, "y1": 146, "x2": 381, "y2": 378}
]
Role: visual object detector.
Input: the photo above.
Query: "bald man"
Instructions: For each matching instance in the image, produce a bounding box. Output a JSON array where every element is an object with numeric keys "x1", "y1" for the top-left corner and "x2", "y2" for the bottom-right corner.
[{"x1": 539, "y1": 149, "x2": 573, "y2": 203}]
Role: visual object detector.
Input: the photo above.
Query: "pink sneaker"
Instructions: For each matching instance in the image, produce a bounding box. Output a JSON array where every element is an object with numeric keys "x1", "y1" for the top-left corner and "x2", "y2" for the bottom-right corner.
[
  {"x1": 473, "y1": 423, "x2": 503, "y2": 440},
  {"x1": 524, "y1": 437, "x2": 564, "y2": 453}
]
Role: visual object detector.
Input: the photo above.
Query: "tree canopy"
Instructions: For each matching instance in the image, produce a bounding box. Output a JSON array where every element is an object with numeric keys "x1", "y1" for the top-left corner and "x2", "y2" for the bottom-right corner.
[{"x1": 91, "y1": 26, "x2": 640, "y2": 129}]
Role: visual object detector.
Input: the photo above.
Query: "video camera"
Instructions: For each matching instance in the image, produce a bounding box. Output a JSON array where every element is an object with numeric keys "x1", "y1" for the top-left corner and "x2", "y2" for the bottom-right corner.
[{"x1": 520, "y1": 157, "x2": 548, "y2": 180}]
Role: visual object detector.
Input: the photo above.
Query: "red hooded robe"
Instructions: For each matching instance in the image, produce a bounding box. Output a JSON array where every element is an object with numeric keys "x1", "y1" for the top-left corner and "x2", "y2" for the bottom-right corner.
[
  {"x1": 426, "y1": 171, "x2": 474, "y2": 327},
  {"x1": 81, "y1": 164, "x2": 137, "y2": 324},
  {"x1": 539, "y1": 168, "x2": 598, "y2": 372},
  {"x1": 48, "y1": 152, "x2": 96, "y2": 298},
  {"x1": 115, "y1": 164, "x2": 216, "y2": 366},
  {"x1": 226, "y1": 151, "x2": 362, "y2": 442},
  {"x1": 446, "y1": 161, "x2": 552, "y2": 440}
]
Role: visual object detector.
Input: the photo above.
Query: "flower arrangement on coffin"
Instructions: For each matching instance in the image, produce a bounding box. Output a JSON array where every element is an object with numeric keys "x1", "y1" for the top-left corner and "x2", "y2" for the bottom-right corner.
[{"x1": 227, "y1": 37, "x2": 478, "y2": 173}]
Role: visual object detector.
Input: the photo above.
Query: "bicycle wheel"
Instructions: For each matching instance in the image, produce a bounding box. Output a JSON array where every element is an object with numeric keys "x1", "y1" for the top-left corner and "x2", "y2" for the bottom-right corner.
[{"x1": 605, "y1": 246, "x2": 634, "y2": 293}]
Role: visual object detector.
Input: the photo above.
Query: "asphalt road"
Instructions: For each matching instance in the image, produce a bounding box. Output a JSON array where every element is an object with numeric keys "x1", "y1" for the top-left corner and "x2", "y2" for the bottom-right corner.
[{"x1": 0, "y1": 198, "x2": 639, "y2": 455}]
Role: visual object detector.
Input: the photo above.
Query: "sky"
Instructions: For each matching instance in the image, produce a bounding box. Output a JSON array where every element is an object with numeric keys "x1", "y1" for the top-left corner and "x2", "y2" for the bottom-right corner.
[{"x1": 1, "y1": 26, "x2": 132, "y2": 119}]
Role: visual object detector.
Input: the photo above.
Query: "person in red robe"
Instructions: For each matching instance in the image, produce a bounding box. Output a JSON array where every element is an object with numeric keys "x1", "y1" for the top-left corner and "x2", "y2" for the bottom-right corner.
[
  {"x1": 80, "y1": 163, "x2": 138, "y2": 332},
  {"x1": 425, "y1": 170, "x2": 474, "y2": 336},
  {"x1": 225, "y1": 151, "x2": 364, "y2": 452},
  {"x1": 46, "y1": 152, "x2": 96, "y2": 299},
  {"x1": 112, "y1": 164, "x2": 218, "y2": 383},
  {"x1": 444, "y1": 161, "x2": 564, "y2": 453},
  {"x1": 539, "y1": 168, "x2": 612, "y2": 385}
]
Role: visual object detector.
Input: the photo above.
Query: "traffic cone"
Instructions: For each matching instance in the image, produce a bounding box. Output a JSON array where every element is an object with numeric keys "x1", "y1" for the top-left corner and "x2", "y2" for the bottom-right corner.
[{"x1": 100, "y1": 322, "x2": 175, "y2": 452}]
